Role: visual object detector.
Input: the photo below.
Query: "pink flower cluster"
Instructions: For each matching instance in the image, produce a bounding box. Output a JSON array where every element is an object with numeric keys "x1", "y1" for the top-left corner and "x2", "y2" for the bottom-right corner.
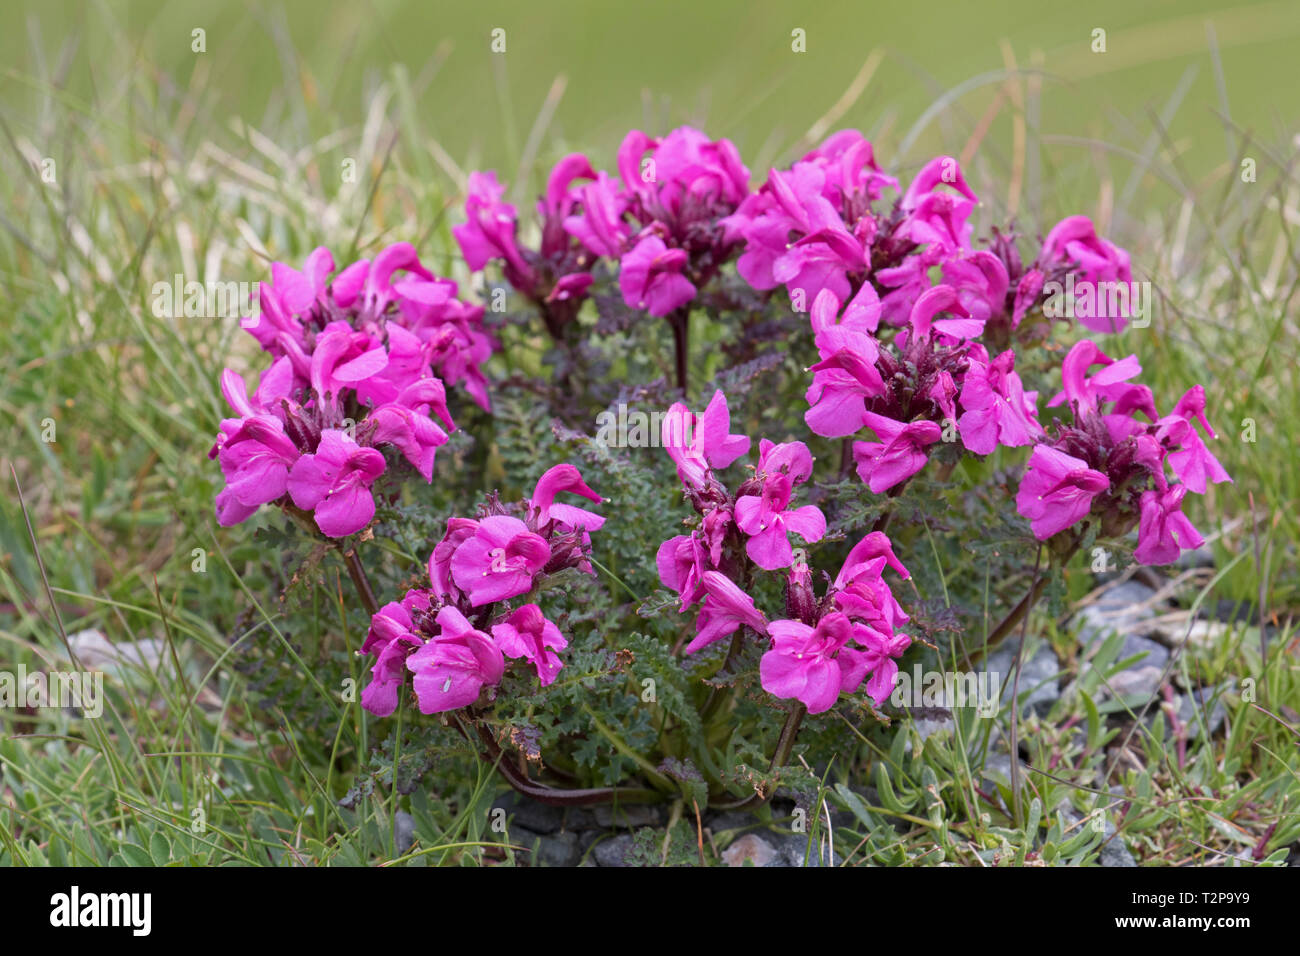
[
  {"x1": 724, "y1": 133, "x2": 1135, "y2": 336},
  {"x1": 210, "y1": 244, "x2": 494, "y2": 538},
  {"x1": 1014, "y1": 340, "x2": 1231, "y2": 562},
  {"x1": 802, "y1": 286, "x2": 1043, "y2": 492},
  {"x1": 360, "y1": 464, "x2": 603, "y2": 715},
  {"x1": 455, "y1": 126, "x2": 749, "y2": 321},
  {"x1": 654, "y1": 391, "x2": 911, "y2": 714}
]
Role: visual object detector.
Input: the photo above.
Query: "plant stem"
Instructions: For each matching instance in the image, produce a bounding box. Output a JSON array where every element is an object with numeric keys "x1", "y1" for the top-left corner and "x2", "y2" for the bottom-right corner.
[
  {"x1": 340, "y1": 543, "x2": 380, "y2": 617},
  {"x1": 713, "y1": 702, "x2": 807, "y2": 810},
  {"x1": 464, "y1": 718, "x2": 664, "y2": 807},
  {"x1": 669, "y1": 307, "x2": 690, "y2": 394}
]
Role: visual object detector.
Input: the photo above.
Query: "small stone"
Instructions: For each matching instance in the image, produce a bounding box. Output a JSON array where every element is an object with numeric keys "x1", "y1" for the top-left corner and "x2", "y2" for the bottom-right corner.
[
  {"x1": 1100, "y1": 834, "x2": 1137, "y2": 867},
  {"x1": 531, "y1": 830, "x2": 580, "y2": 867},
  {"x1": 706, "y1": 811, "x2": 756, "y2": 834},
  {"x1": 592, "y1": 833, "x2": 636, "y2": 867},
  {"x1": 1104, "y1": 665, "x2": 1165, "y2": 702},
  {"x1": 988, "y1": 639, "x2": 1061, "y2": 717},
  {"x1": 562, "y1": 807, "x2": 599, "y2": 831},
  {"x1": 393, "y1": 811, "x2": 416, "y2": 855},
  {"x1": 1073, "y1": 581, "x2": 1160, "y2": 648},
  {"x1": 721, "y1": 833, "x2": 779, "y2": 867},
  {"x1": 594, "y1": 804, "x2": 664, "y2": 828},
  {"x1": 492, "y1": 792, "x2": 563, "y2": 835},
  {"x1": 773, "y1": 833, "x2": 841, "y2": 867}
]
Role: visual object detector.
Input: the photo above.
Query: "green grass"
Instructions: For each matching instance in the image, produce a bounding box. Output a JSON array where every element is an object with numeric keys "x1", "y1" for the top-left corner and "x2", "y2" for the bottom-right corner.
[{"x1": 2, "y1": 1, "x2": 1297, "y2": 865}]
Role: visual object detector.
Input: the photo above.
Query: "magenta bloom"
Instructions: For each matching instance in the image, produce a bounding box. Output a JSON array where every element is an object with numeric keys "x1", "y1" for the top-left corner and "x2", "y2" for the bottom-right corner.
[
  {"x1": 942, "y1": 251, "x2": 1010, "y2": 324},
  {"x1": 1041, "y1": 215, "x2": 1132, "y2": 333},
  {"x1": 755, "y1": 438, "x2": 814, "y2": 485},
  {"x1": 908, "y1": 285, "x2": 983, "y2": 343},
  {"x1": 564, "y1": 171, "x2": 631, "y2": 258},
  {"x1": 619, "y1": 234, "x2": 696, "y2": 316},
  {"x1": 854, "y1": 625, "x2": 912, "y2": 705},
  {"x1": 286, "y1": 429, "x2": 386, "y2": 538},
  {"x1": 1156, "y1": 386, "x2": 1232, "y2": 494},
  {"x1": 360, "y1": 589, "x2": 432, "y2": 717},
  {"x1": 428, "y1": 517, "x2": 480, "y2": 602},
  {"x1": 450, "y1": 515, "x2": 551, "y2": 606},
  {"x1": 368, "y1": 378, "x2": 455, "y2": 482},
  {"x1": 491, "y1": 603, "x2": 568, "y2": 686},
  {"x1": 214, "y1": 414, "x2": 301, "y2": 527},
  {"x1": 852, "y1": 411, "x2": 943, "y2": 493},
  {"x1": 656, "y1": 533, "x2": 709, "y2": 612},
  {"x1": 530, "y1": 464, "x2": 604, "y2": 532},
  {"x1": 688, "y1": 571, "x2": 769, "y2": 654},
  {"x1": 1015, "y1": 444, "x2": 1110, "y2": 540},
  {"x1": 760, "y1": 613, "x2": 868, "y2": 715},
  {"x1": 805, "y1": 326, "x2": 886, "y2": 438},
  {"x1": 406, "y1": 606, "x2": 505, "y2": 714},
  {"x1": 452, "y1": 171, "x2": 534, "y2": 286},
  {"x1": 834, "y1": 531, "x2": 910, "y2": 588},
  {"x1": 661, "y1": 389, "x2": 751, "y2": 489},
  {"x1": 898, "y1": 156, "x2": 979, "y2": 256},
  {"x1": 958, "y1": 348, "x2": 1043, "y2": 454},
  {"x1": 734, "y1": 473, "x2": 827, "y2": 570},
  {"x1": 1048, "y1": 339, "x2": 1143, "y2": 417},
  {"x1": 1134, "y1": 485, "x2": 1205, "y2": 565}
]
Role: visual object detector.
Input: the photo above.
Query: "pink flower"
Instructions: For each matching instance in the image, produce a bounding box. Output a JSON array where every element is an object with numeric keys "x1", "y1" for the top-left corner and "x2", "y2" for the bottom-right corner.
[
  {"x1": 661, "y1": 389, "x2": 751, "y2": 489},
  {"x1": 804, "y1": 325, "x2": 886, "y2": 438},
  {"x1": 286, "y1": 429, "x2": 386, "y2": 538},
  {"x1": 907, "y1": 286, "x2": 983, "y2": 343},
  {"x1": 898, "y1": 156, "x2": 979, "y2": 256},
  {"x1": 428, "y1": 517, "x2": 480, "y2": 602},
  {"x1": 834, "y1": 531, "x2": 910, "y2": 587},
  {"x1": 656, "y1": 533, "x2": 709, "y2": 611},
  {"x1": 453, "y1": 171, "x2": 534, "y2": 286},
  {"x1": 809, "y1": 285, "x2": 881, "y2": 335},
  {"x1": 1155, "y1": 386, "x2": 1232, "y2": 494},
  {"x1": 564, "y1": 171, "x2": 631, "y2": 258},
  {"x1": 854, "y1": 625, "x2": 912, "y2": 705},
  {"x1": 368, "y1": 378, "x2": 455, "y2": 482},
  {"x1": 214, "y1": 413, "x2": 301, "y2": 527},
  {"x1": 1015, "y1": 444, "x2": 1110, "y2": 540},
  {"x1": 450, "y1": 515, "x2": 551, "y2": 606},
  {"x1": 1134, "y1": 485, "x2": 1205, "y2": 565},
  {"x1": 1047, "y1": 339, "x2": 1143, "y2": 418},
  {"x1": 491, "y1": 604, "x2": 568, "y2": 686},
  {"x1": 755, "y1": 439, "x2": 814, "y2": 485},
  {"x1": 1041, "y1": 215, "x2": 1132, "y2": 333},
  {"x1": 942, "y1": 251, "x2": 1010, "y2": 324},
  {"x1": 958, "y1": 348, "x2": 1044, "y2": 454},
  {"x1": 852, "y1": 411, "x2": 943, "y2": 493},
  {"x1": 619, "y1": 127, "x2": 750, "y2": 219},
  {"x1": 360, "y1": 589, "x2": 432, "y2": 717},
  {"x1": 735, "y1": 473, "x2": 827, "y2": 570},
  {"x1": 406, "y1": 606, "x2": 505, "y2": 714},
  {"x1": 530, "y1": 464, "x2": 604, "y2": 532},
  {"x1": 688, "y1": 571, "x2": 768, "y2": 654},
  {"x1": 618, "y1": 234, "x2": 696, "y2": 316},
  {"x1": 759, "y1": 612, "x2": 868, "y2": 714}
]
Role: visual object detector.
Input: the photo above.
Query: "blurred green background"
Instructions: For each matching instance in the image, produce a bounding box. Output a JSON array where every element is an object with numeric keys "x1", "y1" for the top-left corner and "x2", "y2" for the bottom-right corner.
[{"x1": 5, "y1": 0, "x2": 1298, "y2": 194}]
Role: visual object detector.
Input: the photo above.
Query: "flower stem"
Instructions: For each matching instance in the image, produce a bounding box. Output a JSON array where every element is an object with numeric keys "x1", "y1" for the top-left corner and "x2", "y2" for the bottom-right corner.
[
  {"x1": 464, "y1": 717, "x2": 664, "y2": 807},
  {"x1": 669, "y1": 307, "x2": 690, "y2": 394},
  {"x1": 713, "y1": 702, "x2": 807, "y2": 810},
  {"x1": 340, "y1": 543, "x2": 380, "y2": 617}
]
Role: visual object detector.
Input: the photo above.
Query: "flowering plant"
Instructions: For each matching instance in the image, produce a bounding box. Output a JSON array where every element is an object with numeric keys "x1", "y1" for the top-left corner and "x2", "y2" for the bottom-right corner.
[{"x1": 214, "y1": 125, "x2": 1229, "y2": 811}]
